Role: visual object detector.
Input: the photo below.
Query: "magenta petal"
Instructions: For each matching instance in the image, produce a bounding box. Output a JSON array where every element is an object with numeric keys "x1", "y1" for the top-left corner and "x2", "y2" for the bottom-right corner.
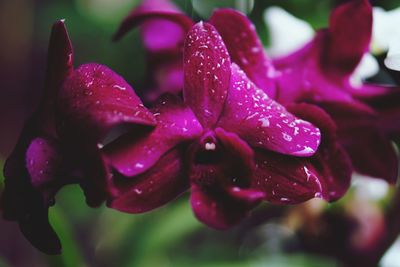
[
  {"x1": 58, "y1": 63, "x2": 156, "y2": 140},
  {"x1": 191, "y1": 184, "x2": 256, "y2": 230},
  {"x1": 105, "y1": 95, "x2": 203, "y2": 177},
  {"x1": 26, "y1": 137, "x2": 62, "y2": 191},
  {"x1": 183, "y1": 22, "x2": 231, "y2": 128},
  {"x1": 252, "y1": 150, "x2": 324, "y2": 204},
  {"x1": 218, "y1": 64, "x2": 321, "y2": 156},
  {"x1": 37, "y1": 20, "x2": 73, "y2": 136},
  {"x1": 324, "y1": 0, "x2": 372, "y2": 75},
  {"x1": 226, "y1": 187, "x2": 265, "y2": 205},
  {"x1": 344, "y1": 130, "x2": 398, "y2": 184},
  {"x1": 317, "y1": 101, "x2": 398, "y2": 183},
  {"x1": 113, "y1": 1, "x2": 193, "y2": 42},
  {"x1": 210, "y1": 9, "x2": 276, "y2": 98},
  {"x1": 107, "y1": 148, "x2": 188, "y2": 213},
  {"x1": 287, "y1": 104, "x2": 352, "y2": 200}
]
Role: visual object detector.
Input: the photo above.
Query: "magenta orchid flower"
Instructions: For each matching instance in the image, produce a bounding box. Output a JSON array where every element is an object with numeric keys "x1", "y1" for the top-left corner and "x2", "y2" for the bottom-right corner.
[
  {"x1": 210, "y1": 1, "x2": 400, "y2": 183},
  {"x1": 270, "y1": 0, "x2": 400, "y2": 183},
  {"x1": 1, "y1": 21, "x2": 155, "y2": 254},
  {"x1": 104, "y1": 22, "x2": 351, "y2": 229}
]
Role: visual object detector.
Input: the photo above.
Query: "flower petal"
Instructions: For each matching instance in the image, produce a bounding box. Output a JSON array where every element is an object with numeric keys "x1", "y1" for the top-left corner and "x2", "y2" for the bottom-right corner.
[
  {"x1": 19, "y1": 208, "x2": 61, "y2": 255},
  {"x1": 2, "y1": 137, "x2": 64, "y2": 254},
  {"x1": 218, "y1": 64, "x2": 321, "y2": 157},
  {"x1": 57, "y1": 63, "x2": 156, "y2": 141},
  {"x1": 343, "y1": 130, "x2": 398, "y2": 184},
  {"x1": 104, "y1": 95, "x2": 203, "y2": 177},
  {"x1": 210, "y1": 9, "x2": 276, "y2": 98},
  {"x1": 35, "y1": 20, "x2": 73, "y2": 136},
  {"x1": 287, "y1": 103, "x2": 352, "y2": 201},
  {"x1": 190, "y1": 184, "x2": 258, "y2": 230},
  {"x1": 251, "y1": 150, "x2": 323, "y2": 204},
  {"x1": 113, "y1": 0, "x2": 193, "y2": 42},
  {"x1": 26, "y1": 137, "x2": 62, "y2": 191},
  {"x1": 107, "y1": 148, "x2": 188, "y2": 213},
  {"x1": 317, "y1": 101, "x2": 398, "y2": 183},
  {"x1": 325, "y1": 0, "x2": 372, "y2": 75},
  {"x1": 183, "y1": 22, "x2": 231, "y2": 128}
]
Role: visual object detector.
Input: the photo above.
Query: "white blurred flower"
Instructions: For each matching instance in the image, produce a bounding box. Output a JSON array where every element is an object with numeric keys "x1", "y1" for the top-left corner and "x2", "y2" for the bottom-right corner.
[
  {"x1": 263, "y1": 6, "x2": 314, "y2": 58},
  {"x1": 350, "y1": 53, "x2": 380, "y2": 87},
  {"x1": 380, "y1": 237, "x2": 400, "y2": 267},
  {"x1": 352, "y1": 174, "x2": 389, "y2": 201},
  {"x1": 372, "y1": 6, "x2": 400, "y2": 71}
]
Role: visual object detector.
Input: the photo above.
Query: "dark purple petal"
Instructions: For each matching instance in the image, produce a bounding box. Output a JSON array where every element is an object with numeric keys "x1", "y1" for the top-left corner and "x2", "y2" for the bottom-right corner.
[
  {"x1": 357, "y1": 86, "x2": 400, "y2": 138},
  {"x1": 218, "y1": 64, "x2": 321, "y2": 157},
  {"x1": 107, "y1": 148, "x2": 188, "y2": 213},
  {"x1": 210, "y1": 9, "x2": 276, "y2": 98},
  {"x1": 324, "y1": 0, "x2": 372, "y2": 75},
  {"x1": 104, "y1": 95, "x2": 203, "y2": 177},
  {"x1": 2, "y1": 137, "x2": 64, "y2": 254},
  {"x1": 183, "y1": 22, "x2": 231, "y2": 128},
  {"x1": 57, "y1": 63, "x2": 156, "y2": 141},
  {"x1": 113, "y1": 0, "x2": 193, "y2": 42},
  {"x1": 317, "y1": 101, "x2": 397, "y2": 183},
  {"x1": 36, "y1": 20, "x2": 73, "y2": 136},
  {"x1": 287, "y1": 103, "x2": 352, "y2": 200},
  {"x1": 252, "y1": 150, "x2": 323, "y2": 204},
  {"x1": 343, "y1": 130, "x2": 398, "y2": 184},
  {"x1": 77, "y1": 146, "x2": 110, "y2": 207},
  {"x1": 19, "y1": 208, "x2": 61, "y2": 255},
  {"x1": 189, "y1": 128, "x2": 256, "y2": 188},
  {"x1": 190, "y1": 184, "x2": 258, "y2": 230}
]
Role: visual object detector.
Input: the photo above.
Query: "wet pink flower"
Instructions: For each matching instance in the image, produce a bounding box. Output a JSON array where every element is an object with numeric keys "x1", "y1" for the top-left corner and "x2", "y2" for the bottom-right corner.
[
  {"x1": 105, "y1": 22, "x2": 350, "y2": 229},
  {"x1": 1, "y1": 21, "x2": 155, "y2": 254},
  {"x1": 211, "y1": 1, "x2": 400, "y2": 183}
]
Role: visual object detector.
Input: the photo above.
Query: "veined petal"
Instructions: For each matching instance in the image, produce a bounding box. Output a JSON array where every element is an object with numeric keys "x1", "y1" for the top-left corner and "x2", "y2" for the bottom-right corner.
[
  {"x1": 218, "y1": 64, "x2": 321, "y2": 157},
  {"x1": 113, "y1": 0, "x2": 193, "y2": 42},
  {"x1": 104, "y1": 95, "x2": 203, "y2": 177},
  {"x1": 57, "y1": 63, "x2": 156, "y2": 141},
  {"x1": 325, "y1": 0, "x2": 372, "y2": 75},
  {"x1": 252, "y1": 150, "x2": 323, "y2": 204},
  {"x1": 183, "y1": 22, "x2": 231, "y2": 128},
  {"x1": 190, "y1": 184, "x2": 258, "y2": 230},
  {"x1": 287, "y1": 103, "x2": 352, "y2": 201},
  {"x1": 210, "y1": 9, "x2": 276, "y2": 98},
  {"x1": 108, "y1": 148, "x2": 188, "y2": 213}
]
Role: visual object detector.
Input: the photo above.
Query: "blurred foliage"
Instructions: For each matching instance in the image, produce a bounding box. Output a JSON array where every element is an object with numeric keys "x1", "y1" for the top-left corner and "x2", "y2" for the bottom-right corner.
[{"x1": 1, "y1": 0, "x2": 400, "y2": 266}]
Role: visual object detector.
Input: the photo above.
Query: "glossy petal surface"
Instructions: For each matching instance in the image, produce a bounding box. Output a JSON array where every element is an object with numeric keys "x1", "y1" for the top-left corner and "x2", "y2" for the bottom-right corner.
[
  {"x1": 105, "y1": 95, "x2": 202, "y2": 177},
  {"x1": 183, "y1": 22, "x2": 231, "y2": 128},
  {"x1": 108, "y1": 148, "x2": 188, "y2": 213},
  {"x1": 58, "y1": 64, "x2": 156, "y2": 140},
  {"x1": 218, "y1": 64, "x2": 321, "y2": 157},
  {"x1": 210, "y1": 9, "x2": 276, "y2": 98}
]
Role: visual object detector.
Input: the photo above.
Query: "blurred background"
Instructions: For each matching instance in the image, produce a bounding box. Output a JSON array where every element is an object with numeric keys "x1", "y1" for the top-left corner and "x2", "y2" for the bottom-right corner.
[{"x1": 1, "y1": 0, "x2": 400, "y2": 266}]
